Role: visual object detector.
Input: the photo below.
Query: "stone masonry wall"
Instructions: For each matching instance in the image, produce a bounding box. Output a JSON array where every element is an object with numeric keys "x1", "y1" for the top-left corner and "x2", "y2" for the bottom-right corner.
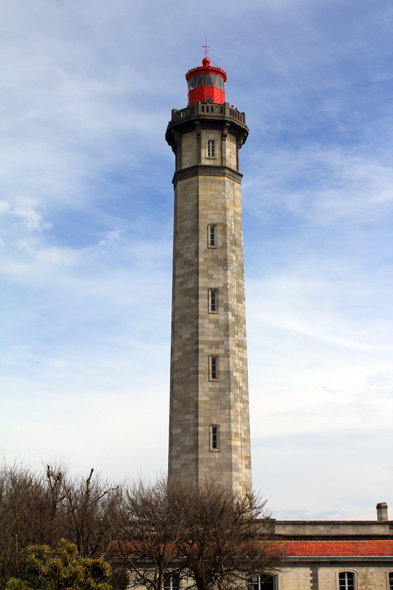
[
  {"x1": 318, "y1": 565, "x2": 393, "y2": 590},
  {"x1": 168, "y1": 111, "x2": 251, "y2": 494},
  {"x1": 278, "y1": 564, "x2": 393, "y2": 590}
]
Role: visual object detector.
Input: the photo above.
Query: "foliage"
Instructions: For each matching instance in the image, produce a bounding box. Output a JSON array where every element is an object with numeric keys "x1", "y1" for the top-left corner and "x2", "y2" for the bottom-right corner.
[
  {"x1": 5, "y1": 540, "x2": 111, "y2": 590},
  {"x1": 0, "y1": 462, "x2": 120, "y2": 590}
]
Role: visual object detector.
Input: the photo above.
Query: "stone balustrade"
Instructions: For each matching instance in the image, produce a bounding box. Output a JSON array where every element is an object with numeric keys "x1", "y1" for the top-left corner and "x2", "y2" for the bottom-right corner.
[{"x1": 171, "y1": 102, "x2": 246, "y2": 125}]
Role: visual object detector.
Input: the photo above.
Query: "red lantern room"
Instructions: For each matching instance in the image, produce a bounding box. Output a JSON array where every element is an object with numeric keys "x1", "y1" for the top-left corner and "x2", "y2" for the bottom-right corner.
[{"x1": 186, "y1": 57, "x2": 227, "y2": 106}]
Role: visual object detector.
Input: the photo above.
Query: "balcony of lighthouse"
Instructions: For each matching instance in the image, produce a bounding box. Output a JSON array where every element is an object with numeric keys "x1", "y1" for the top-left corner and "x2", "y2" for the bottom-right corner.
[{"x1": 170, "y1": 101, "x2": 246, "y2": 125}]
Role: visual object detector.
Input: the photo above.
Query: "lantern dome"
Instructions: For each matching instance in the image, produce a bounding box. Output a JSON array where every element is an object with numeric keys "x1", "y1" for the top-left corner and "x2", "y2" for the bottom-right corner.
[{"x1": 185, "y1": 57, "x2": 227, "y2": 106}]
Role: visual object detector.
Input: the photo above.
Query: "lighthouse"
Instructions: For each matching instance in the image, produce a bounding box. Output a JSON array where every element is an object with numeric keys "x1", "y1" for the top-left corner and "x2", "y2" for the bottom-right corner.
[{"x1": 165, "y1": 55, "x2": 251, "y2": 495}]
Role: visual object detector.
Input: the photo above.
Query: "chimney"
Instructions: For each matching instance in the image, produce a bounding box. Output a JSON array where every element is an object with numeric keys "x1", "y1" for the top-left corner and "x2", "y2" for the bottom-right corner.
[{"x1": 376, "y1": 502, "x2": 388, "y2": 521}]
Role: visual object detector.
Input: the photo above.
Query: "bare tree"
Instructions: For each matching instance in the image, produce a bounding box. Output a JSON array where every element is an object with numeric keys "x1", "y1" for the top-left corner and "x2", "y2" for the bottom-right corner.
[
  {"x1": 113, "y1": 478, "x2": 286, "y2": 590},
  {"x1": 0, "y1": 464, "x2": 286, "y2": 590},
  {"x1": 111, "y1": 478, "x2": 189, "y2": 590},
  {"x1": 178, "y1": 482, "x2": 285, "y2": 590},
  {"x1": 61, "y1": 468, "x2": 120, "y2": 558}
]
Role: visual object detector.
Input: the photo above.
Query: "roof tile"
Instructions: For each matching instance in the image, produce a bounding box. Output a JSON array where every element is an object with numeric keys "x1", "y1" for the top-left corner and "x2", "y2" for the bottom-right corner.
[{"x1": 284, "y1": 540, "x2": 393, "y2": 557}]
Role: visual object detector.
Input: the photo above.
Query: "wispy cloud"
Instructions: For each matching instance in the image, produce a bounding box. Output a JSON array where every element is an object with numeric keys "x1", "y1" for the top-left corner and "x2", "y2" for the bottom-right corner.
[{"x1": 1, "y1": 0, "x2": 392, "y2": 519}]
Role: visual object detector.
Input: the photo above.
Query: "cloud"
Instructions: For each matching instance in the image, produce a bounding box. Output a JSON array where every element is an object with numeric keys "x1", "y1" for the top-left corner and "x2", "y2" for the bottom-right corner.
[
  {"x1": 246, "y1": 147, "x2": 393, "y2": 225},
  {"x1": 1, "y1": 0, "x2": 392, "y2": 519}
]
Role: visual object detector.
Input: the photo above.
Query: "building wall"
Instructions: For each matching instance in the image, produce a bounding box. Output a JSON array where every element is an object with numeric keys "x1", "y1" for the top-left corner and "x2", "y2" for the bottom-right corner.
[
  {"x1": 275, "y1": 521, "x2": 393, "y2": 536},
  {"x1": 319, "y1": 566, "x2": 392, "y2": 589},
  {"x1": 181, "y1": 131, "x2": 197, "y2": 168},
  {"x1": 169, "y1": 172, "x2": 199, "y2": 482},
  {"x1": 200, "y1": 129, "x2": 222, "y2": 165},
  {"x1": 278, "y1": 567, "x2": 312, "y2": 590},
  {"x1": 277, "y1": 565, "x2": 393, "y2": 590},
  {"x1": 226, "y1": 133, "x2": 237, "y2": 170},
  {"x1": 167, "y1": 111, "x2": 251, "y2": 494},
  {"x1": 273, "y1": 518, "x2": 393, "y2": 588}
]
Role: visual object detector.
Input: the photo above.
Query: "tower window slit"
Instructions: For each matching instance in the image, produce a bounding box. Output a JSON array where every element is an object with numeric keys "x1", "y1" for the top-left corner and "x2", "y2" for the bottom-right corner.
[
  {"x1": 210, "y1": 356, "x2": 218, "y2": 380},
  {"x1": 211, "y1": 425, "x2": 219, "y2": 450},
  {"x1": 209, "y1": 289, "x2": 217, "y2": 312},
  {"x1": 209, "y1": 225, "x2": 216, "y2": 247}
]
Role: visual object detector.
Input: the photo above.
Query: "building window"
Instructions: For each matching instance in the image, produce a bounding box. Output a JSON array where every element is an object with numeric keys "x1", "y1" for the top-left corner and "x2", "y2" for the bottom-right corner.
[
  {"x1": 209, "y1": 289, "x2": 218, "y2": 313},
  {"x1": 208, "y1": 225, "x2": 217, "y2": 248},
  {"x1": 210, "y1": 356, "x2": 218, "y2": 380},
  {"x1": 339, "y1": 572, "x2": 354, "y2": 590},
  {"x1": 248, "y1": 575, "x2": 277, "y2": 590},
  {"x1": 164, "y1": 574, "x2": 180, "y2": 590},
  {"x1": 389, "y1": 572, "x2": 393, "y2": 590},
  {"x1": 207, "y1": 139, "x2": 215, "y2": 158},
  {"x1": 210, "y1": 425, "x2": 219, "y2": 451}
]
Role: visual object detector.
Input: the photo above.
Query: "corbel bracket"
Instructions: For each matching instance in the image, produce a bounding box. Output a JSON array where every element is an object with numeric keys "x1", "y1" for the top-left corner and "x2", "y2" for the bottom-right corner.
[
  {"x1": 195, "y1": 120, "x2": 202, "y2": 164},
  {"x1": 221, "y1": 122, "x2": 230, "y2": 166},
  {"x1": 221, "y1": 121, "x2": 230, "y2": 140},
  {"x1": 237, "y1": 130, "x2": 247, "y2": 149},
  {"x1": 173, "y1": 130, "x2": 182, "y2": 170},
  {"x1": 195, "y1": 120, "x2": 201, "y2": 138}
]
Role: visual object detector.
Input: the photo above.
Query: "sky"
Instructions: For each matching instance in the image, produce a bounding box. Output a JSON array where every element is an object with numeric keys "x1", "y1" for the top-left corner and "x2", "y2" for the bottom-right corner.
[{"x1": 1, "y1": 0, "x2": 392, "y2": 520}]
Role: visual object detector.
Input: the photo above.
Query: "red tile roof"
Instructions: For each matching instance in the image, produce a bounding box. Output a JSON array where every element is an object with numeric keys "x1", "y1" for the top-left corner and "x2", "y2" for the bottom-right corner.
[{"x1": 284, "y1": 540, "x2": 393, "y2": 557}]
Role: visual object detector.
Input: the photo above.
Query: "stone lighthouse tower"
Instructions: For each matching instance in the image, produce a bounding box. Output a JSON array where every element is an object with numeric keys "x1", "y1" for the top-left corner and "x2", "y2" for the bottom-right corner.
[{"x1": 165, "y1": 55, "x2": 251, "y2": 495}]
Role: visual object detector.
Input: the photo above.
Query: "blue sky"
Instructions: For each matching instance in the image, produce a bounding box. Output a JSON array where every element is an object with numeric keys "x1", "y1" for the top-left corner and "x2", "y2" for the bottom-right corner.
[{"x1": 1, "y1": 0, "x2": 392, "y2": 520}]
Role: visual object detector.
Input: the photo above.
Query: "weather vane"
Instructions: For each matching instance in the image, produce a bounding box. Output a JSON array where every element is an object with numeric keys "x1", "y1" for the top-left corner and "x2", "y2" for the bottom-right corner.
[{"x1": 202, "y1": 37, "x2": 210, "y2": 58}]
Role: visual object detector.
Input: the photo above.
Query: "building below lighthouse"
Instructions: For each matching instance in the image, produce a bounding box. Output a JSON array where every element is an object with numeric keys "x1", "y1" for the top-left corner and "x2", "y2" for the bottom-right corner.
[{"x1": 165, "y1": 56, "x2": 251, "y2": 495}]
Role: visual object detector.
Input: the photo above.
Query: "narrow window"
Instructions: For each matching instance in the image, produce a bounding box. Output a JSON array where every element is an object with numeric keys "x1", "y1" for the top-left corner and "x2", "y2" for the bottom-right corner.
[
  {"x1": 210, "y1": 356, "x2": 218, "y2": 380},
  {"x1": 389, "y1": 573, "x2": 393, "y2": 590},
  {"x1": 339, "y1": 572, "x2": 354, "y2": 590},
  {"x1": 211, "y1": 356, "x2": 217, "y2": 379},
  {"x1": 210, "y1": 289, "x2": 216, "y2": 311},
  {"x1": 164, "y1": 574, "x2": 180, "y2": 590},
  {"x1": 210, "y1": 425, "x2": 219, "y2": 451},
  {"x1": 209, "y1": 289, "x2": 217, "y2": 313},
  {"x1": 208, "y1": 225, "x2": 217, "y2": 248},
  {"x1": 207, "y1": 139, "x2": 215, "y2": 158}
]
